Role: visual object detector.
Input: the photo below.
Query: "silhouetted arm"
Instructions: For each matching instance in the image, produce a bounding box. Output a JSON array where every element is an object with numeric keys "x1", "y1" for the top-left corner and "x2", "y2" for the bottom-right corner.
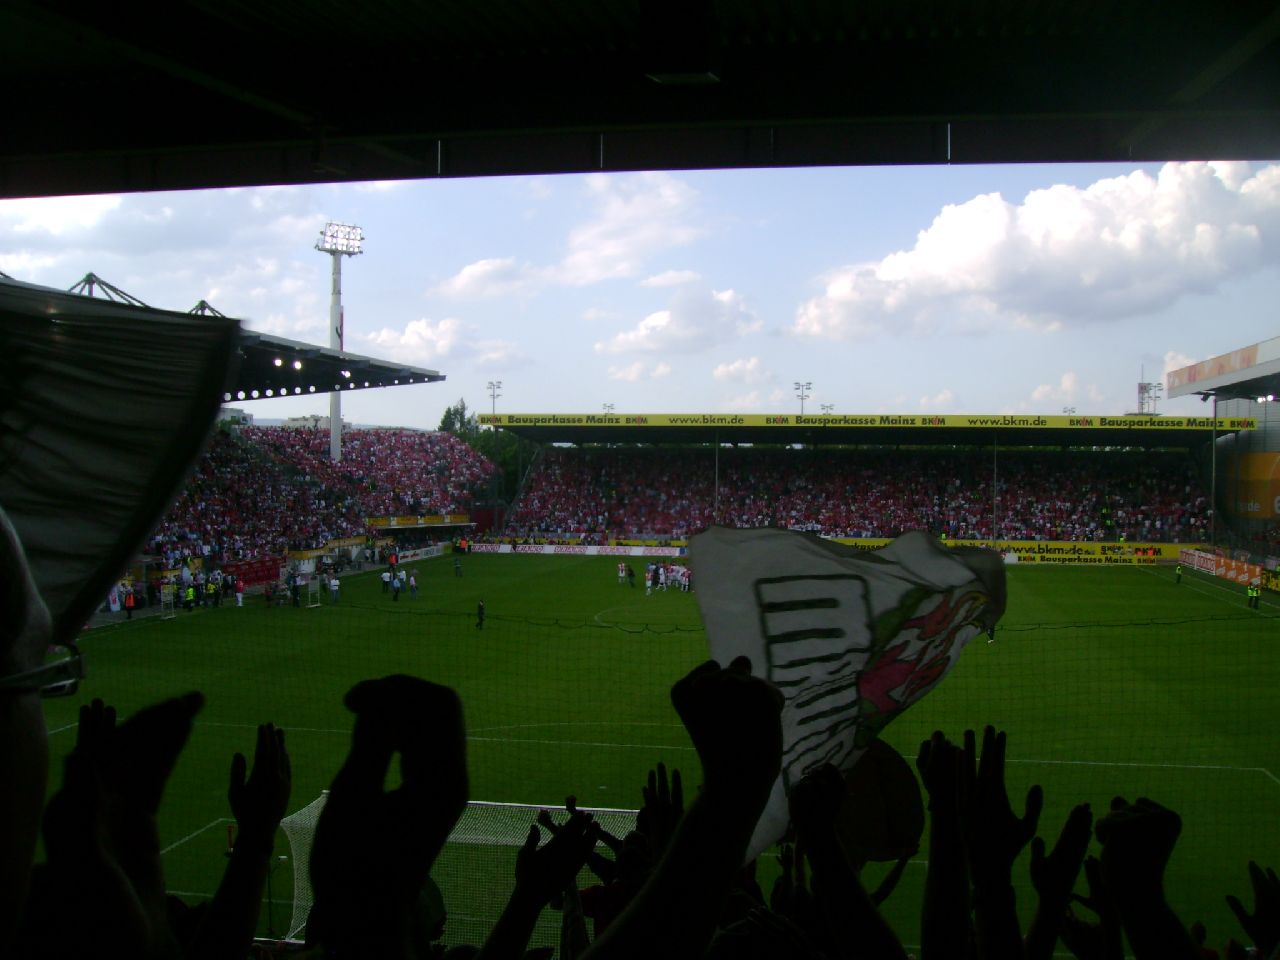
[{"x1": 581, "y1": 658, "x2": 783, "y2": 960}]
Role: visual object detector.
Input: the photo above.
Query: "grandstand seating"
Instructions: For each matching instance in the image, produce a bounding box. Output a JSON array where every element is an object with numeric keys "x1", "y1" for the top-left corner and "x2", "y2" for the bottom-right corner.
[
  {"x1": 147, "y1": 427, "x2": 495, "y2": 564},
  {"x1": 505, "y1": 446, "x2": 1211, "y2": 542},
  {"x1": 149, "y1": 435, "x2": 1211, "y2": 566}
]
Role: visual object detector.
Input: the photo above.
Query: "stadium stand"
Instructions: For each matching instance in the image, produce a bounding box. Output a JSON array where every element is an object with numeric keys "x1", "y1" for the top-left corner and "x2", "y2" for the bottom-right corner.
[
  {"x1": 147, "y1": 427, "x2": 495, "y2": 564},
  {"x1": 504, "y1": 447, "x2": 1211, "y2": 543}
]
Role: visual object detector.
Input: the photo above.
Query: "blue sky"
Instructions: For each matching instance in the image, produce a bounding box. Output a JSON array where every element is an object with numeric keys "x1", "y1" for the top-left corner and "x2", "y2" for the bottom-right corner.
[{"x1": 2, "y1": 160, "x2": 1277, "y2": 429}]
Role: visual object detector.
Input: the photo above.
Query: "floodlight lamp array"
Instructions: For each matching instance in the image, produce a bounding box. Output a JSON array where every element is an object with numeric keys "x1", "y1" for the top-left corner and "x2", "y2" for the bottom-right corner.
[{"x1": 316, "y1": 222, "x2": 364, "y2": 255}]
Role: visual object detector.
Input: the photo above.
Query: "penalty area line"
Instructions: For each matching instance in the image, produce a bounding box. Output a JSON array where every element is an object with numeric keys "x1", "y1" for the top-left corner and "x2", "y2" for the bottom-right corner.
[
  {"x1": 161, "y1": 817, "x2": 233, "y2": 855},
  {"x1": 1009, "y1": 757, "x2": 1280, "y2": 787},
  {"x1": 469, "y1": 735, "x2": 696, "y2": 752},
  {"x1": 1137, "y1": 564, "x2": 1273, "y2": 612}
]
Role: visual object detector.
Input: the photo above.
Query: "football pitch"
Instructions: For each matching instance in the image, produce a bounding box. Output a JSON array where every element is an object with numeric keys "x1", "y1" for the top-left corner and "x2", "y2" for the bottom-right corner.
[{"x1": 46, "y1": 554, "x2": 1280, "y2": 949}]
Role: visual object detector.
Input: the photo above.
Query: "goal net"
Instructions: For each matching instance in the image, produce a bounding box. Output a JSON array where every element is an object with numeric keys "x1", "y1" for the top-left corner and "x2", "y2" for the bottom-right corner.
[
  {"x1": 279, "y1": 794, "x2": 638, "y2": 946},
  {"x1": 159, "y1": 584, "x2": 177, "y2": 620}
]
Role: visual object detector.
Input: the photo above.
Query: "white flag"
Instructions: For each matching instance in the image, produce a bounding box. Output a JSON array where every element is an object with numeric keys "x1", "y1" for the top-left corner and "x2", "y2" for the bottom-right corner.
[{"x1": 690, "y1": 527, "x2": 1005, "y2": 860}]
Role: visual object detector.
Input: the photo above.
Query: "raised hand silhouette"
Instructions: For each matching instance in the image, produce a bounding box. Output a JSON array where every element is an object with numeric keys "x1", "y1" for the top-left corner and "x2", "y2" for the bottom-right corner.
[{"x1": 309, "y1": 675, "x2": 467, "y2": 956}]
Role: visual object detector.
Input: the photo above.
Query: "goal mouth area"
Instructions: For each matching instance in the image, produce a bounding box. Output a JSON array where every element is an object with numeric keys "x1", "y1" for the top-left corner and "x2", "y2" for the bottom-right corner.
[{"x1": 278, "y1": 795, "x2": 640, "y2": 943}]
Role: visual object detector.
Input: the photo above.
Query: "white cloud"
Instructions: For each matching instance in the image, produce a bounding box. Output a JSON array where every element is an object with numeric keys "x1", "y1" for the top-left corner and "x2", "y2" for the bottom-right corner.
[
  {"x1": 607, "y1": 361, "x2": 670, "y2": 381},
  {"x1": 1031, "y1": 371, "x2": 1077, "y2": 403},
  {"x1": 355, "y1": 320, "x2": 524, "y2": 371},
  {"x1": 250, "y1": 312, "x2": 326, "y2": 338},
  {"x1": 1029, "y1": 371, "x2": 1104, "y2": 407},
  {"x1": 352, "y1": 180, "x2": 406, "y2": 193},
  {"x1": 723, "y1": 390, "x2": 762, "y2": 410},
  {"x1": 0, "y1": 251, "x2": 59, "y2": 276},
  {"x1": 642, "y1": 269, "x2": 701, "y2": 287},
  {"x1": 356, "y1": 317, "x2": 523, "y2": 371},
  {"x1": 557, "y1": 173, "x2": 702, "y2": 285},
  {"x1": 436, "y1": 173, "x2": 703, "y2": 298},
  {"x1": 918, "y1": 388, "x2": 956, "y2": 411},
  {"x1": 793, "y1": 161, "x2": 1280, "y2": 340},
  {"x1": 361, "y1": 317, "x2": 465, "y2": 365},
  {"x1": 1163, "y1": 349, "x2": 1197, "y2": 381},
  {"x1": 434, "y1": 257, "x2": 532, "y2": 298},
  {"x1": 0, "y1": 194, "x2": 122, "y2": 235},
  {"x1": 472, "y1": 339, "x2": 527, "y2": 369},
  {"x1": 713, "y1": 356, "x2": 769, "y2": 383},
  {"x1": 595, "y1": 287, "x2": 759, "y2": 356},
  {"x1": 608, "y1": 361, "x2": 645, "y2": 382}
]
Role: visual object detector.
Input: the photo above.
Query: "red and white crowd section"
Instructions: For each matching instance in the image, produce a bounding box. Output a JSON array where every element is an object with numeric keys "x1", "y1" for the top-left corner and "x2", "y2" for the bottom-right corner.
[
  {"x1": 504, "y1": 447, "x2": 1210, "y2": 543},
  {"x1": 146, "y1": 427, "x2": 494, "y2": 566}
]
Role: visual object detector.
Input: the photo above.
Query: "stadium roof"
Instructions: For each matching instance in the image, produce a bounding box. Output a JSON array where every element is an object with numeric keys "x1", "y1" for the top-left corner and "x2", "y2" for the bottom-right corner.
[
  {"x1": 3, "y1": 2, "x2": 1280, "y2": 199},
  {"x1": 0, "y1": 275, "x2": 445, "y2": 402},
  {"x1": 479, "y1": 412, "x2": 1257, "y2": 449},
  {"x1": 1167, "y1": 335, "x2": 1280, "y2": 402},
  {"x1": 230, "y1": 330, "x2": 444, "y2": 403}
]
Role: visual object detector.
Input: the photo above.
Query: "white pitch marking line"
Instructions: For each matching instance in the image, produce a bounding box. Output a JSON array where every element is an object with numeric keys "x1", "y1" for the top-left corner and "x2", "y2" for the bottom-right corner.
[
  {"x1": 1137, "y1": 564, "x2": 1272, "y2": 611},
  {"x1": 198, "y1": 719, "x2": 688, "y2": 738},
  {"x1": 1010, "y1": 758, "x2": 1280, "y2": 784},
  {"x1": 469, "y1": 735, "x2": 696, "y2": 752},
  {"x1": 470, "y1": 721, "x2": 685, "y2": 735},
  {"x1": 199, "y1": 720, "x2": 349, "y2": 735},
  {"x1": 45, "y1": 721, "x2": 1280, "y2": 785},
  {"x1": 161, "y1": 817, "x2": 233, "y2": 855},
  {"x1": 593, "y1": 605, "x2": 635, "y2": 625}
]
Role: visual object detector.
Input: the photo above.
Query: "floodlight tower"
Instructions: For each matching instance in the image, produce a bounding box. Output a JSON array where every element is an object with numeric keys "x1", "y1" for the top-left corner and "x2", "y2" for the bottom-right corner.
[
  {"x1": 316, "y1": 222, "x2": 363, "y2": 461},
  {"x1": 794, "y1": 381, "x2": 811, "y2": 415}
]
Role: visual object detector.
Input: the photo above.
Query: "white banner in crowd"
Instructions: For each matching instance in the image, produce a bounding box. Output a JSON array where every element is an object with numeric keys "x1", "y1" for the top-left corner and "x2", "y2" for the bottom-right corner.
[
  {"x1": 397, "y1": 545, "x2": 443, "y2": 562},
  {"x1": 690, "y1": 527, "x2": 1006, "y2": 860}
]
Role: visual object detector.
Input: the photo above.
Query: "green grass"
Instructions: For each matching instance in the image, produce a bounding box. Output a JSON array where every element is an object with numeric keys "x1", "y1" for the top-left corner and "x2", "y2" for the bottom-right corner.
[{"x1": 44, "y1": 556, "x2": 1280, "y2": 950}]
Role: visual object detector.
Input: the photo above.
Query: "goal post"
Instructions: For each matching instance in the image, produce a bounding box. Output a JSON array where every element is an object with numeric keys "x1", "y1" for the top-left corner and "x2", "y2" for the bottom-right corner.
[
  {"x1": 278, "y1": 795, "x2": 637, "y2": 944},
  {"x1": 305, "y1": 575, "x2": 321, "y2": 608},
  {"x1": 160, "y1": 584, "x2": 177, "y2": 620}
]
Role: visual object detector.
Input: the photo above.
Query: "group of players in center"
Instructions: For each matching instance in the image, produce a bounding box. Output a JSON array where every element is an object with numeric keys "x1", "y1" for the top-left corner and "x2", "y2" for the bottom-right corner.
[{"x1": 617, "y1": 560, "x2": 693, "y2": 593}]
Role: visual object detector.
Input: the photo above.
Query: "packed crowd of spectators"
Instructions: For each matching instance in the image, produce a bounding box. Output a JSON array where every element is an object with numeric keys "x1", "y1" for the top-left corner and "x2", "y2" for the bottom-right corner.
[
  {"x1": 505, "y1": 447, "x2": 1210, "y2": 542},
  {"x1": 244, "y1": 427, "x2": 493, "y2": 519},
  {"x1": 4, "y1": 458, "x2": 1273, "y2": 960},
  {"x1": 5, "y1": 641, "x2": 1274, "y2": 959},
  {"x1": 146, "y1": 427, "x2": 494, "y2": 564}
]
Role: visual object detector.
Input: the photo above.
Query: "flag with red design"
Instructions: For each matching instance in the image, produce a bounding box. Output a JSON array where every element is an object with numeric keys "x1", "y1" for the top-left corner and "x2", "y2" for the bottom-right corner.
[{"x1": 690, "y1": 527, "x2": 1005, "y2": 859}]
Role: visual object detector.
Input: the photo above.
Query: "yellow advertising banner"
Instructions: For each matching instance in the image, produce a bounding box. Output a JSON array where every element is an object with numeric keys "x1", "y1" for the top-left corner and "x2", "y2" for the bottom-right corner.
[
  {"x1": 367, "y1": 515, "x2": 472, "y2": 528},
  {"x1": 479, "y1": 413, "x2": 1255, "y2": 431},
  {"x1": 832, "y1": 539, "x2": 1193, "y2": 563},
  {"x1": 1225, "y1": 452, "x2": 1280, "y2": 519}
]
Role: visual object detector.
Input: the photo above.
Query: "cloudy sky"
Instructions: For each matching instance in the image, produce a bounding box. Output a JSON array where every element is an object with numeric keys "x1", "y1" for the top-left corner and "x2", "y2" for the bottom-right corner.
[{"x1": 3, "y1": 160, "x2": 1277, "y2": 429}]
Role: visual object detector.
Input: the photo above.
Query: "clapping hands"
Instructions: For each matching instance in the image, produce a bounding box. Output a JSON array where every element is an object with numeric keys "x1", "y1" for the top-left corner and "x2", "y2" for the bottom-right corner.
[
  {"x1": 227, "y1": 723, "x2": 291, "y2": 852},
  {"x1": 310, "y1": 674, "x2": 467, "y2": 950},
  {"x1": 960, "y1": 726, "x2": 1043, "y2": 888},
  {"x1": 670, "y1": 657, "x2": 783, "y2": 805},
  {"x1": 1226, "y1": 861, "x2": 1280, "y2": 957}
]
